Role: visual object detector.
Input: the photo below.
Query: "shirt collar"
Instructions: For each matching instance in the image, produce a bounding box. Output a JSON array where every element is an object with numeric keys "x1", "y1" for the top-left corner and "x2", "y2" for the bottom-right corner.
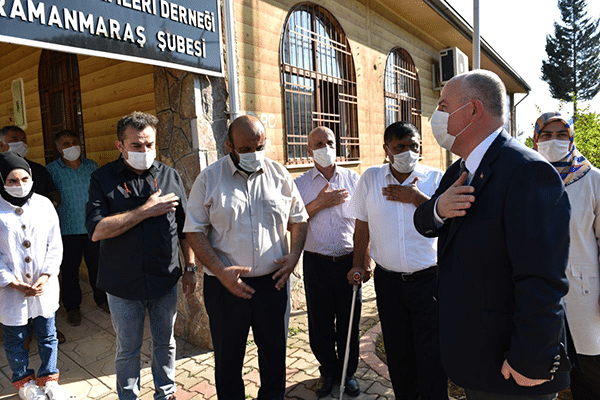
[
  {"x1": 464, "y1": 127, "x2": 502, "y2": 175},
  {"x1": 309, "y1": 164, "x2": 337, "y2": 180}
]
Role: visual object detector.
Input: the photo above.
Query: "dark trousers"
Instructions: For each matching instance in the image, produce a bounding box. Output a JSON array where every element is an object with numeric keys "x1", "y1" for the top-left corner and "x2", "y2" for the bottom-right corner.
[
  {"x1": 464, "y1": 389, "x2": 557, "y2": 399},
  {"x1": 204, "y1": 273, "x2": 289, "y2": 400},
  {"x1": 570, "y1": 353, "x2": 600, "y2": 400},
  {"x1": 303, "y1": 251, "x2": 361, "y2": 379},
  {"x1": 374, "y1": 265, "x2": 448, "y2": 400},
  {"x1": 60, "y1": 234, "x2": 106, "y2": 310}
]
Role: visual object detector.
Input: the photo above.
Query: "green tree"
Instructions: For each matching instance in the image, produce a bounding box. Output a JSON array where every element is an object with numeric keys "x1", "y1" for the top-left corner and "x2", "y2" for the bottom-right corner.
[
  {"x1": 574, "y1": 106, "x2": 600, "y2": 167},
  {"x1": 541, "y1": 0, "x2": 600, "y2": 115}
]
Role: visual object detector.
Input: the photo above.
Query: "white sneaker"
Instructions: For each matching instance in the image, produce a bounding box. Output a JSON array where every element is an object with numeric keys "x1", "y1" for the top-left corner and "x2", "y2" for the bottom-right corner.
[
  {"x1": 43, "y1": 382, "x2": 72, "y2": 400},
  {"x1": 18, "y1": 381, "x2": 47, "y2": 400}
]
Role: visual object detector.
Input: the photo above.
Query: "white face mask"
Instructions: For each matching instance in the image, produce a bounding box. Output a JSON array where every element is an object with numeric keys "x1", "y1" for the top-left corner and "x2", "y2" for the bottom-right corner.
[
  {"x1": 390, "y1": 149, "x2": 419, "y2": 173},
  {"x1": 4, "y1": 179, "x2": 33, "y2": 198},
  {"x1": 126, "y1": 149, "x2": 156, "y2": 171},
  {"x1": 62, "y1": 145, "x2": 81, "y2": 162},
  {"x1": 430, "y1": 102, "x2": 472, "y2": 152},
  {"x1": 8, "y1": 141, "x2": 28, "y2": 158},
  {"x1": 537, "y1": 139, "x2": 571, "y2": 163},
  {"x1": 237, "y1": 150, "x2": 265, "y2": 173},
  {"x1": 312, "y1": 146, "x2": 336, "y2": 167}
]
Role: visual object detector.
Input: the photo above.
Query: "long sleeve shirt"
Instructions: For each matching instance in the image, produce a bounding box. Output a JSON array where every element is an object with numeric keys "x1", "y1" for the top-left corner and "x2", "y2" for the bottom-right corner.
[{"x1": 0, "y1": 194, "x2": 62, "y2": 326}]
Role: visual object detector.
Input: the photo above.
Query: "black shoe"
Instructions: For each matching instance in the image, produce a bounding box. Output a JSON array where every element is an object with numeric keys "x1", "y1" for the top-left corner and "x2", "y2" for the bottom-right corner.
[
  {"x1": 315, "y1": 376, "x2": 334, "y2": 397},
  {"x1": 344, "y1": 375, "x2": 360, "y2": 397},
  {"x1": 98, "y1": 302, "x2": 111, "y2": 314},
  {"x1": 56, "y1": 330, "x2": 66, "y2": 344},
  {"x1": 67, "y1": 309, "x2": 81, "y2": 326}
]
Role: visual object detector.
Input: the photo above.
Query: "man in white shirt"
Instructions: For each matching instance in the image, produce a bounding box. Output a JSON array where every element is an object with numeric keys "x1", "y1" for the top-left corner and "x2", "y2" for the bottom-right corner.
[
  {"x1": 350, "y1": 121, "x2": 448, "y2": 399},
  {"x1": 294, "y1": 127, "x2": 363, "y2": 397},
  {"x1": 184, "y1": 115, "x2": 308, "y2": 400}
]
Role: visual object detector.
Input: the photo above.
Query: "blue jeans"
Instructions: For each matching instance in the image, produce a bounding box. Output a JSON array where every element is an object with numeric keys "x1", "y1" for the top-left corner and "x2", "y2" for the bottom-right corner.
[
  {"x1": 2, "y1": 315, "x2": 59, "y2": 383},
  {"x1": 107, "y1": 286, "x2": 177, "y2": 400}
]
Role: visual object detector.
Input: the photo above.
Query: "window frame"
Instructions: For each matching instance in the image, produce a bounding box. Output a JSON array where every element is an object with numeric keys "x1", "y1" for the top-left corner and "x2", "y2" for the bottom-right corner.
[
  {"x1": 39, "y1": 50, "x2": 85, "y2": 164},
  {"x1": 384, "y1": 47, "x2": 422, "y2": 133},
  {"x1": 280, "y1": 2, "x2": 359, "y2": 165}
]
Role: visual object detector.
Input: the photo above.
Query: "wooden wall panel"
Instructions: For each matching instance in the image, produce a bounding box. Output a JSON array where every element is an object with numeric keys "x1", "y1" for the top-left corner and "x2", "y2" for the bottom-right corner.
[
  {"x1": 79, "y1": 56, "x2": 156, "y2": 166},
  {"x1": 0, "y1": 43, "x2": 45, "y2": 163},
  {"x1": 0, "y1": 46, "x2": 155, "y2": 168}
]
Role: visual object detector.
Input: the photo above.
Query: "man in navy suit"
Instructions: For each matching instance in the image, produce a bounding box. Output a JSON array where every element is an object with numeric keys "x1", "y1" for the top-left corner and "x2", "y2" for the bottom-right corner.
[{"x1": 414, "y1": 70, "x2": 572, "y2": 399}]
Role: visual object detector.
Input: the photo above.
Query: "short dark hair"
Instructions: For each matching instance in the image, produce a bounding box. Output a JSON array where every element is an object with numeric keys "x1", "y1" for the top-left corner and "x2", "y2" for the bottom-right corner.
[
  {"x1": 116, "y1": 111, "x2": 158, "y2": 141},
  {"x1": 53, "y1": 129, "x2": 78, "y2": 146},
  {"x1": 0, "y1": 125, "x2": 25, "y2": 142},
  {"x1": 384, "y1": 121, "x2": 420, "y2": 145}
]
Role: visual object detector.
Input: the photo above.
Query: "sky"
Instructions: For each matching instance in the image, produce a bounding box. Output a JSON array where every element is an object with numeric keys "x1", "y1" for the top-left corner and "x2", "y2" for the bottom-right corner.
[{"x1": 447, "y1": 0, "x2": 600, "y2": 141}]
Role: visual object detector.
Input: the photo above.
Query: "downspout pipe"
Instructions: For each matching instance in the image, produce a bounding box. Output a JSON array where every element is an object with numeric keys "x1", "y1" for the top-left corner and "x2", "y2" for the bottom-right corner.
[
  {"x1": 473, "y1": 0, "x2": 480, "y2": 69},
  {"x1": 224, "y1": 0, "x2": 241, "y2": 121}
]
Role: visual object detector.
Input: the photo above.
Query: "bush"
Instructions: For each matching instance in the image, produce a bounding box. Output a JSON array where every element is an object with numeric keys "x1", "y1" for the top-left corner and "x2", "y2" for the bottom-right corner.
[{"x1": 574, "y1": 107, "x2": 600, "y2": 167}]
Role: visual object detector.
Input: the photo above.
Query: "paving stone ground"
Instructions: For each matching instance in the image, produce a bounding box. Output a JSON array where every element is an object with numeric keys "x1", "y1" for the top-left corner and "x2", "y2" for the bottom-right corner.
[{"x1": 0, "y1": 278, "x2": 397, "y2": 400}]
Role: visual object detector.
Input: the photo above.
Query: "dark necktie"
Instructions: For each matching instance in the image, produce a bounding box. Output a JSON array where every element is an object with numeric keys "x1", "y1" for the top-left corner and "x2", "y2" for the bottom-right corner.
[{"x1": 459, "y1": 160, "x2": 471, "y2": 184}]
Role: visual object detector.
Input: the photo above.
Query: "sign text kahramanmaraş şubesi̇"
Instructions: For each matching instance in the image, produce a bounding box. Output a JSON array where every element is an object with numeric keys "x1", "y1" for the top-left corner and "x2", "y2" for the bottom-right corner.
[{"x1": 0, "y1": 0, "x2": 222, "y2": 76}]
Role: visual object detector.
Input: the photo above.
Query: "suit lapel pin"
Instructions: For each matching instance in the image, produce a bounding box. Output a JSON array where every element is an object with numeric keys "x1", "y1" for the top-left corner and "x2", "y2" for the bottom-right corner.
[{"x1": 480, "y1": 172, "x2": 484, "y2": 179}]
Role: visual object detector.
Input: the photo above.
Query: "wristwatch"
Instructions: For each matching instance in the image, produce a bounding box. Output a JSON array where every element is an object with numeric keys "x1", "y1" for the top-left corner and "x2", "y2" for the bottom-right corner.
[{"x1": 185, "y1": 264, "x2": 198, "y2": 273}]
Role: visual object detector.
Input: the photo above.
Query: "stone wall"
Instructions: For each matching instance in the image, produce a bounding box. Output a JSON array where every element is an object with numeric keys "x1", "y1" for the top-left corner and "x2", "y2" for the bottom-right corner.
[{"x1": 153, "y1": 66, "x2": 228, "y2": 349}]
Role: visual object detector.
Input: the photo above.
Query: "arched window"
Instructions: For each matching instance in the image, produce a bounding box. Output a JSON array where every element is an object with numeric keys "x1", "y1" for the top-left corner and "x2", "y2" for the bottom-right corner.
[
  {"x1": 280, "y1": 3, "x2": 359, "y2": 164},
  {"x1": 384, "y1": 47, "x2": 421, "y2": 131},
  {"x1": 39, "y1": 50, "x2": 85, "y2": 164}
]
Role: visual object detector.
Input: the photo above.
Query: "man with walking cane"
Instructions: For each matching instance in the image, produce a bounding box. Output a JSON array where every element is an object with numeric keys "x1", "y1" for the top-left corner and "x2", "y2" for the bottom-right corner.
[
  {"x1": 295, "y1": 126, "x2": 367, "y2": 397},
  {"x1": 349, "y1": 121, "x2": 448, "y2": 399}
]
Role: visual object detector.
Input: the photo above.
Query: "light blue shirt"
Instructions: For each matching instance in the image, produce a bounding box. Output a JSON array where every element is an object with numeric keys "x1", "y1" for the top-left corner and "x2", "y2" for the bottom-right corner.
[
  {"x1": 46, "y1": 157, "x2": 98, "y2": 235},
  {"x1": 295, "y1": 165, "x2": 360, "y2": 256}
]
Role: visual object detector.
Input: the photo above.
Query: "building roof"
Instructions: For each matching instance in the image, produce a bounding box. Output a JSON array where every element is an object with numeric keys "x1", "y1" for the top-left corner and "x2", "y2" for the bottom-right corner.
[{"x1": 377, "y1": 0, "x2": 531, "y2": 94}]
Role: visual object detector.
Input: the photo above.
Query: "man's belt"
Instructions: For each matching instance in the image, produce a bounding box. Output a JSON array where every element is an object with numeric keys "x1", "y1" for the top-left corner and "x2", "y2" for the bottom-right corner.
[
  {"x1": 305, "y1": 251, "x2": 353, "y2": 263},
  {"x1": 377, "y1": 264, "x2": 438, "y2": 282}
]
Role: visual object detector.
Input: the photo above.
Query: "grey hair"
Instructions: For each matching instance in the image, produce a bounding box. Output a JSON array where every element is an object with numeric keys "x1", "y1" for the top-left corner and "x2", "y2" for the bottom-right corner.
[{"x1": 460, "y1": 70, "x2": 507, "y2": 123}]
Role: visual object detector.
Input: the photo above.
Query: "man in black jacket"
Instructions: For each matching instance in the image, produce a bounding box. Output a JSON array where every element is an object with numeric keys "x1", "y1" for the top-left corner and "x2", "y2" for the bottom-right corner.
[{"x1": 414, "y1": 70, "x2": 572, "y2": 399}]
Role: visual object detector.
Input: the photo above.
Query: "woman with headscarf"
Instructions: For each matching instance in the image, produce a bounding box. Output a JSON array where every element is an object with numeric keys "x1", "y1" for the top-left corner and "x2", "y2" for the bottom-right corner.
[
  {"x1": 0, "y1": 152, "x2": 70, "y2": 400},
  {"x1": 534, "y1": 111, "x2": 600, "y2": 400}
]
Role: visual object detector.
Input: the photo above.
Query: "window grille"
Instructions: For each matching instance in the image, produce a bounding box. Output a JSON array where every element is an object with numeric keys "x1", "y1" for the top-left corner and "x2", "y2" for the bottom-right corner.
[
  {"x1": 39, "y1": 50, "x2": 85, "y2": 164},
  {"x1": 280, "y1": 3, "x2": 359, "y2": 164},
  {"x1": 384, "y1": 48, "x2": 421, "y2": 132}
]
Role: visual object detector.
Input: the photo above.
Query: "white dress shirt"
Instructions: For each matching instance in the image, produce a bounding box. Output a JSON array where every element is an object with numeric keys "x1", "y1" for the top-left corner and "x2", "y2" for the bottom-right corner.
[
  {"x1": 351, "y1": 163, "x2": 443, "y2": 273},
  {"x1": 0, "y1": 194, "x2": 62, "y2": 326},
  {"x1": 295, "y1": 166, "x2": 359, "y2": 256},
  {"x1": 184, "y1": 155, "x2": 308, "y2": 277}
]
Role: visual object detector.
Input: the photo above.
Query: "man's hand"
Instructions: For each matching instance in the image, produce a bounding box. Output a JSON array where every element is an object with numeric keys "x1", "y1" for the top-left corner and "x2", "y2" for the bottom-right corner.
[
  {"x1": 347, "y1": 266, "x2": 370, "y2": 285},
  {"x1": 219, "y1": 266, "x2": 255, "y2": 299},
  {"x1": 436, "y1": 172, "x2": 475, "y2": 219},
  {"x1": 501, "y1": 360, "x2": 551, "y2": 387},
  {"x1": 381, "y1": 178, "x2": 429, "y2": 207},
  {"x1": 29, "y1": 274, "x2": 49, "y2": 297},
  {"x1": 182, "y1": 271, "x2": 198, "y2": 301},
  {"x1": 141, "y1": 189, "x2": 179, "y2": 217},
  {"x1": 273, "y1": 254, "x2": 297, "y2": 290}
]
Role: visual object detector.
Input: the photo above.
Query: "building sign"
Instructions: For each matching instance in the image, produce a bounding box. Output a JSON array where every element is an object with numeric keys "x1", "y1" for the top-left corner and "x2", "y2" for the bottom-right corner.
[{"x1": 0, "y1": 0, "x2": 223, "y2": 76}]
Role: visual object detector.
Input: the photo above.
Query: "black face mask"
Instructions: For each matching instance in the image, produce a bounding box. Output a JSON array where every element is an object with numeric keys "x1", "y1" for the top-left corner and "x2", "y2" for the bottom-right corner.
[{"x1": 0, "y1": 152, "x2": 33, "y2": 207}]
